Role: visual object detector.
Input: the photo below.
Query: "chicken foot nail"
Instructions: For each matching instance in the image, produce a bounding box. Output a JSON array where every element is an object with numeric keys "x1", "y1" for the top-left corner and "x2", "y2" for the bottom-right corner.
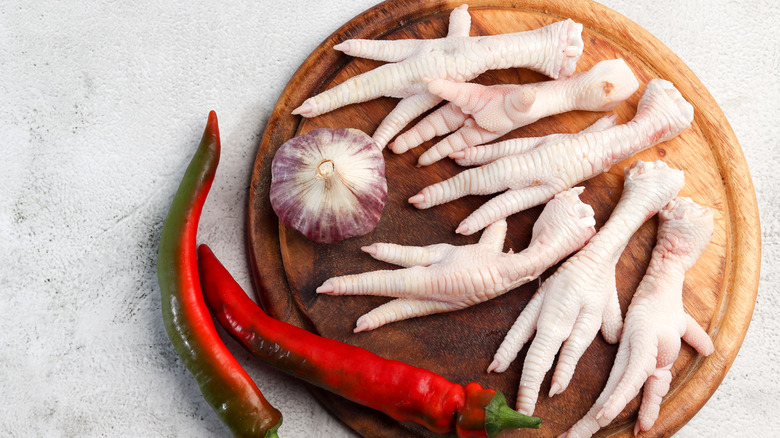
[
  {"x1": 317, "y1": 187, "x2": 597, "y2": 332},
  {"x1": 392, "y1": 58, "x2": 638, "y2": 166},
  {"x1": 293, "y1": 4, "x2": 584, "y2": 148},
  {"x1": 563, "y1": 197, "x2": 715, "y2": 438},
  {"x1": 489, "y1": 160, "x2": 686, "y2": 416},
  {"x1": 409, "y1": 79, "x2": 695, "y2": 235}
]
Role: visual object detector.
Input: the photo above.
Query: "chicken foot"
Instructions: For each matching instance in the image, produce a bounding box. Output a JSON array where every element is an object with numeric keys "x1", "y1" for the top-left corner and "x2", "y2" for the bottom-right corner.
[
  {"x1": 561, "y1": 197, "x2": 715, "y2": 438},
  {"x1": 489, "y1": 160, "x2": 685, "y2": 416},
  {"x1": 293, "y1": 4, "x2": 584, "y2": 148},
  {"x1": 391, "y1": 58, "x2": 639, "y2": 166},
  {"x1": 408, "y1": 79, "x2": 694, "y2": 235},
  {"x1": 452, "y1": 114, "x2": 618, "y2": 167},
  {"x1": 316, "y1": 187, "x2": 597, "y2": 332}
]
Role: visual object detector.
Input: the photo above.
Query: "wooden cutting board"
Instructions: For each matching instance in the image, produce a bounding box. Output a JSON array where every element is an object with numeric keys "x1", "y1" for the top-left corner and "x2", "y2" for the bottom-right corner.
[{"x1": 247, "y1": 0, "x2": 760, "y2": 437}]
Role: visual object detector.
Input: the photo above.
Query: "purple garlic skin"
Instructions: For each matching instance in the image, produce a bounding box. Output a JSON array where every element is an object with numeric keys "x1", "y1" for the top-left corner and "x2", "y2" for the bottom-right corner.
[{"x1": 270, "y1": 128, "x2": 387, "y2": 243}]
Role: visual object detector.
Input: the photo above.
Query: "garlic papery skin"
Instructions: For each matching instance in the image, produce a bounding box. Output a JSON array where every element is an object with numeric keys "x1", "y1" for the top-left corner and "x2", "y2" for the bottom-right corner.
[{"x1": 270, "y1": 128, "x2": 388, "y2": 244}]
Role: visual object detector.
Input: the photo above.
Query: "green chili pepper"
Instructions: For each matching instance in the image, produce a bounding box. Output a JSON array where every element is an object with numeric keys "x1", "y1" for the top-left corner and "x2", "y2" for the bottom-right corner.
[{"x1": 157, "y1": 111, "x2": 282, "y2": 437}]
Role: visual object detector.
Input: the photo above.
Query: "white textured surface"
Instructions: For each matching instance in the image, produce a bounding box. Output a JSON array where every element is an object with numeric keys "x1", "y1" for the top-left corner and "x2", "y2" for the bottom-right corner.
[{"x1": 0, "y1": 1, "x2": 776, "y2": 436}]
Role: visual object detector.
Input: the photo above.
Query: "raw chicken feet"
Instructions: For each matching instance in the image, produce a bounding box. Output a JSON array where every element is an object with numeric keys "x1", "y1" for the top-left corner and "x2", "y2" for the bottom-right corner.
[
  {"x1": 562, "y1": 197, "x2": 715, "y2": 438},
  {"x1": 293, "y1": 4, "x2": 584, "y2": 148},
  {"x1": 408, "y1": 79, "x2": 694, "y2": 235},
  {"x1": 453, "y1": 114, "x2": 618, "y2": 167},
  {"x1": 392, "y1": 58, "x2": 639, "y2": 166},
  {"x1": 317, "y1": 187, "x2": 597, "y2": 332},
  {"x1": 489, "y1": 160, "x2": 685, "y2": 416}
]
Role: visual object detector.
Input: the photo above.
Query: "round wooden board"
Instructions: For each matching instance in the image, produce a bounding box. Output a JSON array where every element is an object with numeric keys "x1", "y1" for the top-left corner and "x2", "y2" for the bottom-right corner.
[{"x1": 247, "y1": 1, "x2": 760, "y2": 437}]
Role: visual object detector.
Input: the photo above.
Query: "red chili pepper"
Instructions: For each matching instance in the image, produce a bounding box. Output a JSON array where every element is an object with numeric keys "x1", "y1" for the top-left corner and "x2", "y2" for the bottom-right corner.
[
  {"x1": 198, "y1": 244, "x2": 541, "y2": 437},
  {"x1": 157, "y1": 112, "x2": 282, "y2": 437}
]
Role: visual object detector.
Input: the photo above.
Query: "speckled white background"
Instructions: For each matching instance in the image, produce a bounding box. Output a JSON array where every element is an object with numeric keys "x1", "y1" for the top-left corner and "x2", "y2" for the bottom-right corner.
[{"x1": 1, "y1": 0, "x2": 776, "y2": 436}]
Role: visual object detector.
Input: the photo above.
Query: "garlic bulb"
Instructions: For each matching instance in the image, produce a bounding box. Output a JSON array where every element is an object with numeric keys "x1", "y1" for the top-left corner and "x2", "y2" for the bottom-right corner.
[{"x1": 270, "y1": 128, "x2": 387, "y2": 244}]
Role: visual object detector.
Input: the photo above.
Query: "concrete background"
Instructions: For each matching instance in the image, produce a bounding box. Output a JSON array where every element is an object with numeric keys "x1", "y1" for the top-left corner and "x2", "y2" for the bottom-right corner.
[{"x1": 1, "y1": 0, "x2": 776, "y2": 436}]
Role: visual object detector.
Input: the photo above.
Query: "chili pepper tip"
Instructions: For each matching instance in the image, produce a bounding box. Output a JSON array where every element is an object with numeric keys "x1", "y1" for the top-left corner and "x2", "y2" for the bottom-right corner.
[{"x1": 204, "y1": 111, "x2": 220, "y2": 143}]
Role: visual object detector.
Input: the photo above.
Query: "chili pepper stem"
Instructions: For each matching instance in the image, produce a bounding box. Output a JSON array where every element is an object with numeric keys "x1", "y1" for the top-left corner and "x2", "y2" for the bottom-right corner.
[
  {"x1": 485, "y1": 392, "x2": 541, "y2": 438},
  {"x1": 263, "y1": 418, "x2": 282, "y2": 438}
]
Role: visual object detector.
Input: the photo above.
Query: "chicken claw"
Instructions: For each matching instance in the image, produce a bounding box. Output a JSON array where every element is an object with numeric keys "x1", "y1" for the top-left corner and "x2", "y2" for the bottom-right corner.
[
  {"x1": 562, "y1": 197, "x2": 715, "y2": 438},
  {"x1": 489, "y1": 160, "x2": 685, "y2": 416},
  {"x1": 392, "y1": 59, "x2": 639, "y2": 166},
  {"x1": 317, "y1": 187, "x2": 597, "y2": 332},
  {"x1": 453, "y1": 114, "x2": 618, "y2": 167},
  {"x1": 293, "y1": 4, "x2": 584, "y2": 148},
  {"x1": 408, "y1": 79, "x2": 694, "y2": 235}
]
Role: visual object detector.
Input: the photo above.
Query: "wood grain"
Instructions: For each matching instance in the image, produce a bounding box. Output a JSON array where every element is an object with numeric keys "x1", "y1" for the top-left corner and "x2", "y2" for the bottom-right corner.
[{"x1": 247, "y1": 1, "x2": 760, "y2": 437}]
